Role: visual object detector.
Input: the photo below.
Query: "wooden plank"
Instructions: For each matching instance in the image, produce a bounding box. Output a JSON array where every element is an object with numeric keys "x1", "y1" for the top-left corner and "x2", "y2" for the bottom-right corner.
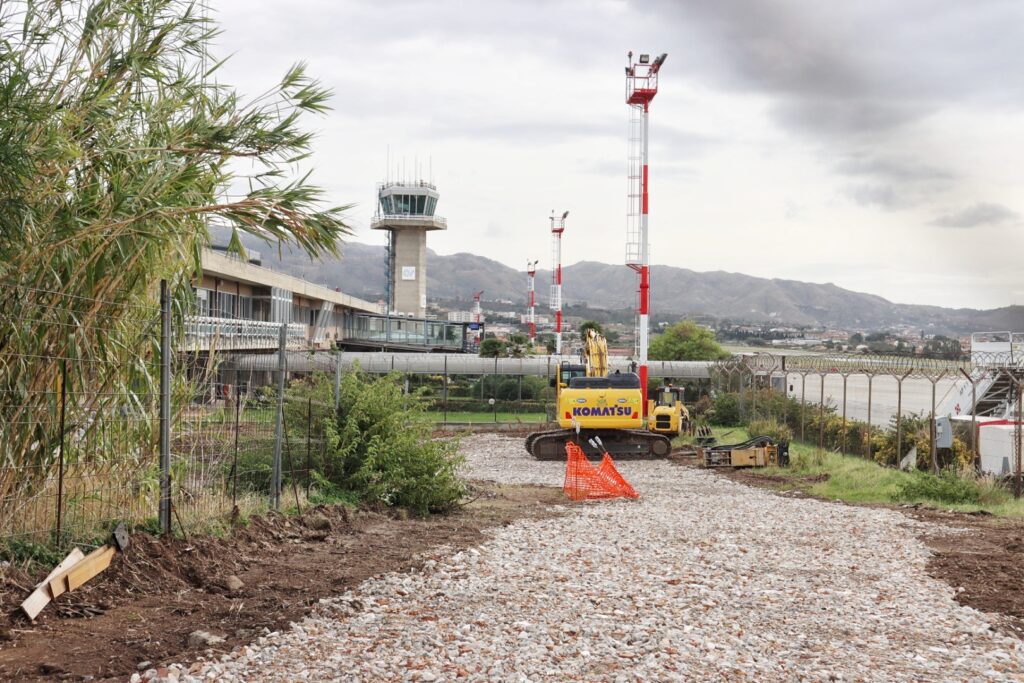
[
  {"x1": 20, "y1": 548, "x2": 85, "y2": 620},
  {"x1": 66, "y1": 545, "x2": 115, "y2": 591},
  {"x1": 47, "y1": 544, "x2": 115, "y2": 599}
]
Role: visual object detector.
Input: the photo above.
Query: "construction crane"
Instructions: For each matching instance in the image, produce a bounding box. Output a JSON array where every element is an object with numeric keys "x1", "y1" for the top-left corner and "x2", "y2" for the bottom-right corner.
[{"x1": 625, "y1": 51, "x2": 666, "y2": 415}]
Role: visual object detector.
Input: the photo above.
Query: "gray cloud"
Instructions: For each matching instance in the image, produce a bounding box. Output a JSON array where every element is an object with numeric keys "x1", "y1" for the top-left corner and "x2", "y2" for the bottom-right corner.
[
  {"x1": 666, "y1": 0, "x2": 1024, "y2": 138},
  {"x1": 844, "y1": 184, "x2": 903, "y2": 211},
  {"x1": 929, "y1": 202, "x2": 1019, "y2": 228},
  {"x1": 833, "y1": 155, "x2": 955, "y2": 182},
  {"x1": 836, "y1": 154, "x2": 956, "y2": 210}
]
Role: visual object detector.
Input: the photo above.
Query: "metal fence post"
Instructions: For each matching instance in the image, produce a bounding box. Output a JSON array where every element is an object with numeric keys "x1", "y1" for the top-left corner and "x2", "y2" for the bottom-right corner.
[
  {"x1": 865, "y1": 374, "x2": 873, "y2": 460},
  {"x1": 800, "y1": 373, "x2": 806, "y2": 442},
  {"x1": 306, "y1": 397, "x2": 312, "y2": 498},
  {"x1": 56, "y1": 359, "x2": 67, "y2": 547},
  {"x1": 443, "y1": 355, "x2": 449, "y2": 422},
  {"x1": 159, "y1": 280, "x2": 172, "y2": 536},
  {"x1": 334, "y1": 352, "x2": 342, "y2": 411},
  {"x1": 818, "y1": 374, "x2": 825, "y2": 450},
  {"x1": 1016, "y1": 382, "x2": 1022, "y2": 499},
  {"x1": 959, "y1": 368, "x2": 977, "y2": 469},
  {"x1": 840, "y1": 374, "x2": 848, "y2": 455},
  {"x1": 271, "y1": 324, "x2": 286, "y2": 509}
]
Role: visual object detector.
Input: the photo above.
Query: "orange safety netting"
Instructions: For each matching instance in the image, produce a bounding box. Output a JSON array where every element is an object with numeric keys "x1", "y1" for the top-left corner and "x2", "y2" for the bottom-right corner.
[{"x1": 562, "y1": 442, "x2": 640, "y2": 501}]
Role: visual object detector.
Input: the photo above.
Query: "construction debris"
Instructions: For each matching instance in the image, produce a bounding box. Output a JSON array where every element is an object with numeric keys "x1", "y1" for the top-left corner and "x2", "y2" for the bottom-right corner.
[{"x1": 19, "y1": 523, "x2": 130, "y2": 620}]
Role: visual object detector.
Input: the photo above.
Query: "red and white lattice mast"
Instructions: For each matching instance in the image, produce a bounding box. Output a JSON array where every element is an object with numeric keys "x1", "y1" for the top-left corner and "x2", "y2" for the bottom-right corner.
[
  {"x1": 625, "y1": 51, "x2": 666, "y2": 414},
  {"x1": 472, "y1": 290, "x2": 483, "y2": 342},
  {"x1": 526, "y1": 260, "x2": 538, "y2": 344},
  {"x1": 549, "y1": 211, "x2": 568, "y2": 356}
]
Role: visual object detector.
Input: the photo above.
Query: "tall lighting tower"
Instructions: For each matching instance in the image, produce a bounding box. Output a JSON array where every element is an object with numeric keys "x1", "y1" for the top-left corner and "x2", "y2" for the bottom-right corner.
[
  {"x1": 526, "y1": 260, "x2": 539, "y2": 344},
  {"x1": 625, "y1": 51, "x2": 666, "y2": 412},
  {"x1": 550, "y1": 211, "x2": 568, "y2": 356}
]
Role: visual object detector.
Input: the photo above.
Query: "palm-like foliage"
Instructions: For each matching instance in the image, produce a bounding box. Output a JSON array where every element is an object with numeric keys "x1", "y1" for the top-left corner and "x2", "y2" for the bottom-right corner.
[{"x1": 0, "y1": 0, "x2": 351, "y2": 533}]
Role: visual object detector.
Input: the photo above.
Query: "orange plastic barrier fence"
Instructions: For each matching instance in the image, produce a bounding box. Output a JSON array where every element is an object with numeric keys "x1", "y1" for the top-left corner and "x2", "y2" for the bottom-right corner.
[{"x1": 563, "y1": 442, "x2": 640, "y2": 501}]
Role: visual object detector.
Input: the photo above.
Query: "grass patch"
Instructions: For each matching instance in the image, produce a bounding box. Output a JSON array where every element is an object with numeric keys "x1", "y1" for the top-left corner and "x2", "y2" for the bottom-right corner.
[{"x1": 709, "y1": 425, "x2": 1024, "y2": 517}]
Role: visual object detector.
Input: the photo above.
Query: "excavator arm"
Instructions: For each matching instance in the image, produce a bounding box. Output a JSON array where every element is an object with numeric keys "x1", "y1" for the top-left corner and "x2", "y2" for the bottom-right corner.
[{"x1": 583, "y1": 329, "x2": 609, "y2": 378}]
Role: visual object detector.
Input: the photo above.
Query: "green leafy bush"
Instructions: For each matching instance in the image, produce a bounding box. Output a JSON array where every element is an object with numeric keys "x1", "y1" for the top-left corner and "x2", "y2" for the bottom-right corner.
[
  {"x1": 789, "y1": 448, "x2": 825, "y2": 470},
  {"x1": 326, "y1": 371, "x2": 465, "y2": 514},
  {"x1": 709, "y1": 393, "x2": 740, "y2": 425},
  {"x1": 747, "y1": 419, "x2": 792, "y2": 445},
  {"x1": 894, "y1": 470, "x2": 981, "y2": 505}
]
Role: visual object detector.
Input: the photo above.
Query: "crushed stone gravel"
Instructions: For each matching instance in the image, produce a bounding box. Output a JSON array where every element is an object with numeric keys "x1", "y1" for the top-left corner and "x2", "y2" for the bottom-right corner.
[{"x1": 171, "y1": 433, "x2": 1024, "y2": 682}]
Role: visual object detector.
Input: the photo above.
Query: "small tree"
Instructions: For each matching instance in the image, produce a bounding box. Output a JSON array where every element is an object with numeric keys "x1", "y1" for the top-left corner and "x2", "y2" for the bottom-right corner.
[
  {"x1": 479, "y1": 338, "x2": 507, "y2": 358},
  {"x1": 507, "y1": 333, "x2": 529, "y2": 358},
  {"x1": 580, "y1": 320, "x2": 603, "y2": 338},
  {"x1": 649, "y1": 321, "x2": 729, "y2": 361},
  {"x1": 0, "y1": 1, "x2": 350, "y2": 511}
]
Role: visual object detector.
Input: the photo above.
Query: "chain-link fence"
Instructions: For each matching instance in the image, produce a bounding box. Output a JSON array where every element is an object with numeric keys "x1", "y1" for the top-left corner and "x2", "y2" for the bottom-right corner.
[
  {"x1": 10, "y1": 288, "x2": 1024, "y2": 551},
  {"x1": 711, "y1": 352, "x2": 1024, "y2": 488},
  {"x1": 0, "y1": 287, "x2": 161, "y2": 550}
]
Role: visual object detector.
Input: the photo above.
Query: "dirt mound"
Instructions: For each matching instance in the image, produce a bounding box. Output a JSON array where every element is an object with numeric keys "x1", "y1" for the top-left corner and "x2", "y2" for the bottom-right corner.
[{"x1": 0, "y1": 484, "x2": 564, "y2": 681}]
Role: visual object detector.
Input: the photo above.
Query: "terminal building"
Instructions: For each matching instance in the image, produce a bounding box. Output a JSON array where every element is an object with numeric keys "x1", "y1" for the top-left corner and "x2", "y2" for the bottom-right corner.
[{"x1": 186, "y1": 246, "x2": 476, "y2": 354}]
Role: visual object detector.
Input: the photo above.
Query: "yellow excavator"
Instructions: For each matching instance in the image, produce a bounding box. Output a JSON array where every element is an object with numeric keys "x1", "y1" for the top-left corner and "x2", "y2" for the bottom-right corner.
[
  {"x1": 525, "y1": 329, "x2": 672, "y2": 460},
  {"x1": 647, "y1": 386, "x2": 690, "y2": 438}
]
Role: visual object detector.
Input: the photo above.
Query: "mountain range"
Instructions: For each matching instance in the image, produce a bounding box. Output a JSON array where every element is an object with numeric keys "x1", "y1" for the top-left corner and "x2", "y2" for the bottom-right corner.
[{"x1": 217, "y1": 230, "x2": 1023, "y2": 334}]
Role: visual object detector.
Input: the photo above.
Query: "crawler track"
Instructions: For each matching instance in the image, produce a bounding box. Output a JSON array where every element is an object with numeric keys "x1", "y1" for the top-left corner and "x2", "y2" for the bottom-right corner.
[{"x1": 525, "y1": 428, "x2": 672, "y2": 461}]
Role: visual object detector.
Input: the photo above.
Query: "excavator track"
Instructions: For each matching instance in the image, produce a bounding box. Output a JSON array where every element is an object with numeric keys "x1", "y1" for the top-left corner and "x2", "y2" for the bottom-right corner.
[{"x1": 526, "y1": 429, "x2": 672, "y2": 461}]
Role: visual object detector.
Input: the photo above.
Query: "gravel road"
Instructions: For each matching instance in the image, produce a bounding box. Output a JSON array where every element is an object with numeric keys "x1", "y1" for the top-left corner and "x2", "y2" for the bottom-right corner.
[{"x1": 173, "y1": 434, "x2": 1024, "y2": 682}]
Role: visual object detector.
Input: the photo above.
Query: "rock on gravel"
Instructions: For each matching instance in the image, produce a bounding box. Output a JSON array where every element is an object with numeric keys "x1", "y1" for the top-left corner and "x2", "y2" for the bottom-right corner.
[{"x1": 175, "y1": 434, "x2": 1024, "y2": 681}]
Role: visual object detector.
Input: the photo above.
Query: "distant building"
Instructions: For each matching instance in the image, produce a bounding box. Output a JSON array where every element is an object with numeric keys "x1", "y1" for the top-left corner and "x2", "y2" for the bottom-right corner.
[{"x1": 189, "y1": 247, "x2": 475, "y2": 354}]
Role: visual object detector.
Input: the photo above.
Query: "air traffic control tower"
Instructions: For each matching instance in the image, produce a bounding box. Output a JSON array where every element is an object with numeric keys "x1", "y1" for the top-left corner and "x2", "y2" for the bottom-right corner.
[{"x1": 371, "y1": 180, "x2": 446, "y2": 318}]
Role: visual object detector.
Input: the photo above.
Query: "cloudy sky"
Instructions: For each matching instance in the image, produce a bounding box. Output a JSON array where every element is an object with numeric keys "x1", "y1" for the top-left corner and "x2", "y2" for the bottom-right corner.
[{"x1": 214, "y1": 0, "x2": 1023, "y2": 310}]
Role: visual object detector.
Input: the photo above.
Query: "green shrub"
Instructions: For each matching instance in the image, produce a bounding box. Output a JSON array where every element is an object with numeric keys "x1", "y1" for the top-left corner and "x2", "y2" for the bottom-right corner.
[
  {"x1": 709, "y1": 393, "x2": 740, "y2": 425},
  {"x1": 790, "y1": 448, "x2": 825, "y2": 470},
  {"x1": 747, "y1": 418, "x2": 792, "y2": 445},
  {"x1": 326, "y1": 371, "x2": 466, "y2": 514},
  {"x1": 231, "y1": 442, "x2": 275, "y2": 494},
  {"x1": 894, "y1": 470, "x2": 981, "y2": 505},
  {"x1": 235, "y1": 372, "x2": 467, "y2": 515}
]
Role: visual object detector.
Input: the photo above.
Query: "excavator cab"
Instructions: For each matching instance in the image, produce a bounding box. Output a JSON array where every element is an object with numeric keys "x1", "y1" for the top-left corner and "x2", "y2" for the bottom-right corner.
[{"x1": 551, "y1": 362, "x2": 587, "y2": 392}]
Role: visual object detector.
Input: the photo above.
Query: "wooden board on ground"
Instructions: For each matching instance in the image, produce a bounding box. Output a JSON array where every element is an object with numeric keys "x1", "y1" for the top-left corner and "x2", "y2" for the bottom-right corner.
[
  {"x1": 20, "y1": 547, "x2": 85, "y2": 620},
  {"x1": 48, "y1": 545, "x2": 117, "y2": 599}
]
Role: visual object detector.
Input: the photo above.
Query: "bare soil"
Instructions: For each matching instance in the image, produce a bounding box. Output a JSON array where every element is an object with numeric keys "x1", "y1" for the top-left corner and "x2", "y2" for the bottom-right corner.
[
  {"x1": 0, "y1": 483, "x2": 565, "y2": 682},
  {"x1": 713, "y1": 467, "x2": 1024, "y2": 640}
]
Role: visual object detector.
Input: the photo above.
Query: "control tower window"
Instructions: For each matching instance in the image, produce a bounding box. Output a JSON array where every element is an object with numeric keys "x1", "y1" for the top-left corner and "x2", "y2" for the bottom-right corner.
[{"x1": 415, "y1": 195, "x2": 425, "y2": 213}]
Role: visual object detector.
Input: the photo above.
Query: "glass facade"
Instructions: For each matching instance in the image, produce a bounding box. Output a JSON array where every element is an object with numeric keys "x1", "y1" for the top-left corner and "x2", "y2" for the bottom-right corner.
[
  {"x1": 379, "y1": 192, "x2": 435, "y2": 216},
  {"x1": 345, "y1": 313, "x2": 467, "y2": 350},
  {"x1": 195, "y1": 288, "x2": 259, "y2": 320}
]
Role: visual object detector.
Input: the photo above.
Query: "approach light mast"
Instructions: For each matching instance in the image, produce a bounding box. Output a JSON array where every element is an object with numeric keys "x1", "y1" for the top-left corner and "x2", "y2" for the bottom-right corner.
[
  {"x1": 550, "y1": 211, "x2": 568, "y2": 356},
  {"x1": 625, "y1": 51, "x2": 666, "y2": 412}
]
